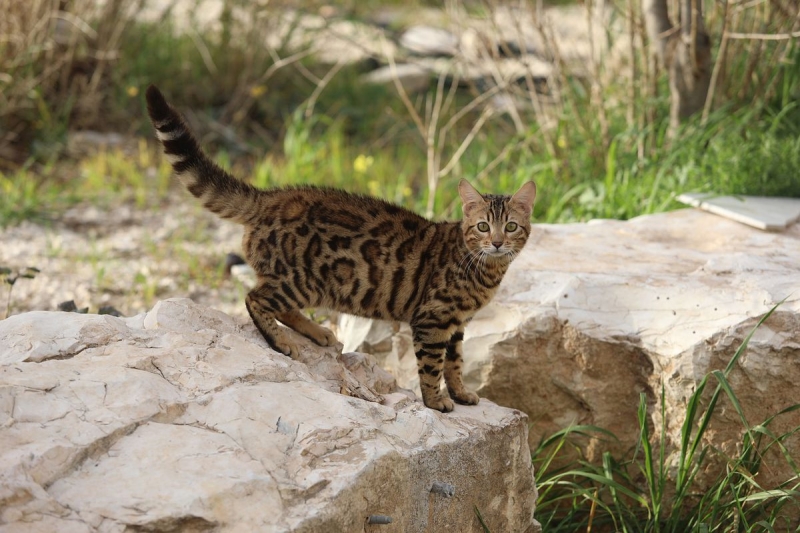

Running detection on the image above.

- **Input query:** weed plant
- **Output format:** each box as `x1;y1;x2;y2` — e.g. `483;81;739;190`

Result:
1;266;40;320
533;304;800;532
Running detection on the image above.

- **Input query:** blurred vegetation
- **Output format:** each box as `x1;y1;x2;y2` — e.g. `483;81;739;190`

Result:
1;0;799;228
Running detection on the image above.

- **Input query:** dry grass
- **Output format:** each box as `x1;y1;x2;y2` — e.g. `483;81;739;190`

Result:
0;0;315;167
0;0;798;228
0;0;136;166
3;0;797;165
467;0;800;176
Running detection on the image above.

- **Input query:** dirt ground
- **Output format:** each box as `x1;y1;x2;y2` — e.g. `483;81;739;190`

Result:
0;194;251;321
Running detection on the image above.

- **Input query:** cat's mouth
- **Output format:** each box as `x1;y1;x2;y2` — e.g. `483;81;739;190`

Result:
484;248;510;259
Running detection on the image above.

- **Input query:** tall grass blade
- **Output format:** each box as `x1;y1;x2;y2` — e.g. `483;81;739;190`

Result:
474;506;491;533
675;301;786;509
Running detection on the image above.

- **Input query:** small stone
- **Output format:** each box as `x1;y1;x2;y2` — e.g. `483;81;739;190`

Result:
57;300;78;312
230;264;256;288
399;25;459;57
361;64;431;94
223;252;246;276
98;306;123;317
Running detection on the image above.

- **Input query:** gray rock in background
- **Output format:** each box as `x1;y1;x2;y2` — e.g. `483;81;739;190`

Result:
400;25;459;57
361;63;432;94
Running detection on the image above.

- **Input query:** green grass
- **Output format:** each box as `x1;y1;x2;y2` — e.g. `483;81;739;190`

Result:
0;146;174;226
209;95;800;224
0;165;58;226
4;93;800;228
523;102;800;223
3;0;799;227
533;303;800;532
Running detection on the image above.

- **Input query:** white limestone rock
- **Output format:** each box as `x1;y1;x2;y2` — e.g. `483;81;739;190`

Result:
400;25;459;57
361;63;433;95
0;298;538;532
340;209;800;487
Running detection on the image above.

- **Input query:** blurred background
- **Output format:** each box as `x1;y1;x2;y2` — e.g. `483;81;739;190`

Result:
1;0;799;316
4;0;800;216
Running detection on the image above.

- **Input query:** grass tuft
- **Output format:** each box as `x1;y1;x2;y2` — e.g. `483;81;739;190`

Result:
533;302;800;531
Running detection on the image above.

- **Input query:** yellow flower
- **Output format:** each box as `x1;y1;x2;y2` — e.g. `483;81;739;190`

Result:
354;154;374;174
126;86;139;97
368;180;380;196
250;85;267;98
557;135;567;149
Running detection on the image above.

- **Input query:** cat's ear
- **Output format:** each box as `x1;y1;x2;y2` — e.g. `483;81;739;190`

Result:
459;179;485;216
511;181;537;218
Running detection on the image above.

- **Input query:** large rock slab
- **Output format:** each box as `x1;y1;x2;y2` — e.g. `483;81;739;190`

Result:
0;299;538;532
342;209;800;486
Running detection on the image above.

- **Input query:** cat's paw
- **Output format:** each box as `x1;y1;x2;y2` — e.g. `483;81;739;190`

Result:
296;321;338;348
313;327;339;348
270;332;300;359
425;394;455;413
451;389;480;405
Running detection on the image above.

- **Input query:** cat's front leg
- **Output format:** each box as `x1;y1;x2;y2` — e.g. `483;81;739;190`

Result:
444;327;480;405
410;321;455;412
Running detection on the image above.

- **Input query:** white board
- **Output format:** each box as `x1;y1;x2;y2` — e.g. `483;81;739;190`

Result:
677;193;800;231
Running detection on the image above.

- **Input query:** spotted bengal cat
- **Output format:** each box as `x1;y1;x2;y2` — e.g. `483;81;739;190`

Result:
145;85;536;412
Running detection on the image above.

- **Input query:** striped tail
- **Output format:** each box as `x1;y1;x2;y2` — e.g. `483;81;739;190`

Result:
145;85;261;225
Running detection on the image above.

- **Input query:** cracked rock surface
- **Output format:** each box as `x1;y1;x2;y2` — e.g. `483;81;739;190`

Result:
0;298;537;532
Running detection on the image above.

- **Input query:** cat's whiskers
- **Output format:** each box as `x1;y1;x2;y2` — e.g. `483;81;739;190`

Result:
470;249;488;281
458;249;482;280
457;249;475;276
465;251;478;279
467;252;482;280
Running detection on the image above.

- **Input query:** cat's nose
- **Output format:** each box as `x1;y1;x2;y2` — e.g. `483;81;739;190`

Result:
491;241;503;250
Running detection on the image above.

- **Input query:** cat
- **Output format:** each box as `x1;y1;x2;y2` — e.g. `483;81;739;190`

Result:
145;85;536;412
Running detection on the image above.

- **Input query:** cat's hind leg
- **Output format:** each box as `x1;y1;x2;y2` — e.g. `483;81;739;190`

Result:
277;310;339;348
444;328;480;405
246;281;300;358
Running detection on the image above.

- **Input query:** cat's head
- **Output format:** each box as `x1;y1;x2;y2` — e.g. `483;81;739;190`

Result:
459;179;537;261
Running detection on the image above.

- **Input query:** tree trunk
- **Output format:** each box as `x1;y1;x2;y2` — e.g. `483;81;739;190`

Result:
643;0;673;61
643;0;713;132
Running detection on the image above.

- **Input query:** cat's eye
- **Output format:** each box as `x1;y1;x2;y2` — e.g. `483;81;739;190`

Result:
505;222;518;232
477;222;490;232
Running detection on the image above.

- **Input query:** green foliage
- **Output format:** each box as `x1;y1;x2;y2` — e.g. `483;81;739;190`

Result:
0;146;173;227
0;165;59;226
4;1;799;228
512;101;800;224
534;303;800;531
247;110;426;211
